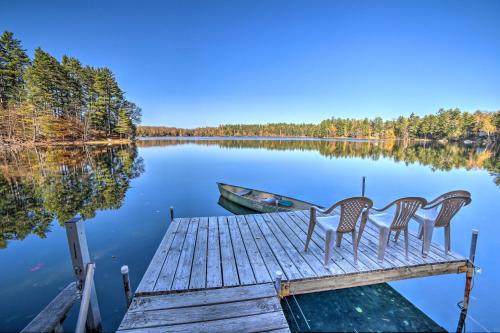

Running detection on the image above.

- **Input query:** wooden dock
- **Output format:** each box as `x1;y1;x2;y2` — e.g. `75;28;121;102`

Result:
118;210;469;332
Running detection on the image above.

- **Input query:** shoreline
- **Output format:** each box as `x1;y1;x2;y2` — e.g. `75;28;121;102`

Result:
0;136;490;148
0;138;133;148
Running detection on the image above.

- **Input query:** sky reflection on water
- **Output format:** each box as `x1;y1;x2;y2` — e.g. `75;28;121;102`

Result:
0;139;498;332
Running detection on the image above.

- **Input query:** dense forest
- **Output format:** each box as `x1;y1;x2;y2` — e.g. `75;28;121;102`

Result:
138;108;499;142
0;31;141;143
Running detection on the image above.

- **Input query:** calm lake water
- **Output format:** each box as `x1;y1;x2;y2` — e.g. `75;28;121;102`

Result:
0;138;498;332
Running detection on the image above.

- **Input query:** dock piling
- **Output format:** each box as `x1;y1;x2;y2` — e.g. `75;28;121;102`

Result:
361;176;366;197
121;265;133;307
456;229;479;333
274;270;283;296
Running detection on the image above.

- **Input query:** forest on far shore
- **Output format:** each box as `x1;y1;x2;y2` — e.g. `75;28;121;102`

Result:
2;30;499;144
0;31;141;144
138;108;499;142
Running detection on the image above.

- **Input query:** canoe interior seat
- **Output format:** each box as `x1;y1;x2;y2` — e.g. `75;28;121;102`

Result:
261;197;278;204
236;189;252;196
260;197;294;207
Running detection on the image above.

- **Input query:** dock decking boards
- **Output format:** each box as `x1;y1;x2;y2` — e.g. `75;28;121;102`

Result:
135;210;467;296
118;283;290;332
123;210;468;332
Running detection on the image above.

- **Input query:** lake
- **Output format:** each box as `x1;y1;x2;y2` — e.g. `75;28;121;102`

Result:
0;138;498;332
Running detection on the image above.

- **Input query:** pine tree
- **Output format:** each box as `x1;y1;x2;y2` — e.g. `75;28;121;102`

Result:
0;31;30;108
92;68;123;135
115;108;132;138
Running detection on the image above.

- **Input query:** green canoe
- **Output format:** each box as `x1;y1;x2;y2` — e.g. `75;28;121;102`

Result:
217;182;321;213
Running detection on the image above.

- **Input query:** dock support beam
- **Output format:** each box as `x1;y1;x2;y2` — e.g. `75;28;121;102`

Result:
170;206;174;222
65;218;102;333
456;229;478;333
121;265;133;307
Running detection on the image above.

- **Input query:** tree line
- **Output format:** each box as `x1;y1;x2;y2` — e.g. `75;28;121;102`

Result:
0;31;141;143
138;108;499;142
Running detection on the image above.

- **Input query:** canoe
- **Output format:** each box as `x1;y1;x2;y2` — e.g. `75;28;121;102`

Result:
217;182;321;213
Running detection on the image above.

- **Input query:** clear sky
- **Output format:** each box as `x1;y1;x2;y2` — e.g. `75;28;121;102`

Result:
2;0;499;127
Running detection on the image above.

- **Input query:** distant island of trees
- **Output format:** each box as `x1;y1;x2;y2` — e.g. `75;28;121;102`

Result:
0;31;141;144
138;108;499;142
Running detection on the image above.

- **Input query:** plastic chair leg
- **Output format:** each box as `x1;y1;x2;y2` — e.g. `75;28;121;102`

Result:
351;230;358;264
404;227;409;260
444;225;451;254
324;229;334;266
417;223;424;239
422;220;434;257
378;227;389;262
335;232;342;247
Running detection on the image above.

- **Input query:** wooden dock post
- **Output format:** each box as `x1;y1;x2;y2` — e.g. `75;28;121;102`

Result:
274;270;283;296
456;229;478;333
170;206;174;222
65;218;102;332
121;265;133;307
361;176;366;197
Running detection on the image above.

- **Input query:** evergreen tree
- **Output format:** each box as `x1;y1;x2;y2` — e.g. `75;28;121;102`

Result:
0;31;30;107
92;68;123;135
115;107;132;138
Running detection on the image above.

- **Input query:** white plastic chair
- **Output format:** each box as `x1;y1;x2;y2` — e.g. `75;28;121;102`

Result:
304;197;373;267
411;190;471;256
366;197;427;262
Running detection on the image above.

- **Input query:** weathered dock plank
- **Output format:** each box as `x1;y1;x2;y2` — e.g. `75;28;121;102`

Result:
118;283;290;333
189;217;208;289
227;215;256;285
235;215;273;283
243;214;288;281
136;219;181;294
218;216;240;286
21;282;78;333
206;216;222;288
171;218;199;291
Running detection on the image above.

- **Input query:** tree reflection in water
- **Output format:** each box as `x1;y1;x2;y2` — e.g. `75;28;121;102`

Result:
0;144;144;248
139;138;499;184
1;138;497;248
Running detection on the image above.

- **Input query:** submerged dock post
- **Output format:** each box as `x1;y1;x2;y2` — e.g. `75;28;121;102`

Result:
456;229;478;333
170;206;174;222
65;218;102;332
121;265;133;307
361;176;366;197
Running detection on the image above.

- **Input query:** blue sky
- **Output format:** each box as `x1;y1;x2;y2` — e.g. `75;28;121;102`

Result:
2;0;499;127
